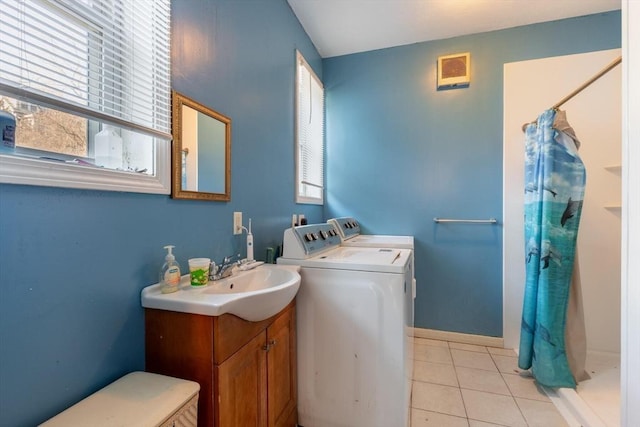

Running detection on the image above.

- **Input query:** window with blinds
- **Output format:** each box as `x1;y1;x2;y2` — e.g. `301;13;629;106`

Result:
295;50;324;204
0;0;171;194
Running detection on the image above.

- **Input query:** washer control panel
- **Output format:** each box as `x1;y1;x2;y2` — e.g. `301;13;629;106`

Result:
282;223;342;258
328;217;361;240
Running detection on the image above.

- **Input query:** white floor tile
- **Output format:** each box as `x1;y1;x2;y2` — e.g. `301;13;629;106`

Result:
516;397;569;427
449;342;488;353
502;373;550;401
468;421;505;427
491;354;526;374
411;408;469;427
455;366;510;395
451;349;498;372
487;347;518;357
415;343;453;364
412;381;467;418
409;340;574;427
414;360;459;386
461;389;527;427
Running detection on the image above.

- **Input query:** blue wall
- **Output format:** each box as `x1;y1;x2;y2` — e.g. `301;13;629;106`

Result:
323;12;621;336
0;1;321;425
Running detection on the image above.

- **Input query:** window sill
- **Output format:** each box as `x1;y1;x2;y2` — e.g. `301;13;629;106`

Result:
296;195;324;205
0;150;170;195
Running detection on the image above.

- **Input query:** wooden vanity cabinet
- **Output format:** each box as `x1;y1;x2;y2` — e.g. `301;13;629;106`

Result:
145;301;297;427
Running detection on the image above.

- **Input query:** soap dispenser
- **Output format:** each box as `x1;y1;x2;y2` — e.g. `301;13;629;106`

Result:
160;245;181;293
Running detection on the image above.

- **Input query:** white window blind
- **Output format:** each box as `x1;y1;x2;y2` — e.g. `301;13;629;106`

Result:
0;0;171;194
295;50;324;204
0;0;171;139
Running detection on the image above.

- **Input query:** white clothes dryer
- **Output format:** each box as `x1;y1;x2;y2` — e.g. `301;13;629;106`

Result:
328;216;417;304
328;216;414;250
278;223;412;427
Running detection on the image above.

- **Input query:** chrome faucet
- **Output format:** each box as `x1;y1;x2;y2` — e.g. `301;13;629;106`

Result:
209;253;241;281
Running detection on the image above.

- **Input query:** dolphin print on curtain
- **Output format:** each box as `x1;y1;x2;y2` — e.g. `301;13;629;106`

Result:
518;108;585;388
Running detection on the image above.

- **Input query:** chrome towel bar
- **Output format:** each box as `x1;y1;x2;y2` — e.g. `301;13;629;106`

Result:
433;217;498;224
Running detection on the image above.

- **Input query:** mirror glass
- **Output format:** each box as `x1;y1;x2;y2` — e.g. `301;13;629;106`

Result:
171;91;231;201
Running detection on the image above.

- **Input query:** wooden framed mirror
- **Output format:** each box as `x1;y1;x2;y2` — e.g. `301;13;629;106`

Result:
171;91;231;201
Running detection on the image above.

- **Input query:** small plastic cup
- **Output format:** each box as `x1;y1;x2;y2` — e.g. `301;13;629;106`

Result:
188;258;211;287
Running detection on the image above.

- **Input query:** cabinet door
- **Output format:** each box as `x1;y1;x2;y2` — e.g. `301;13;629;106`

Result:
267;306;297;427
216;331;267;427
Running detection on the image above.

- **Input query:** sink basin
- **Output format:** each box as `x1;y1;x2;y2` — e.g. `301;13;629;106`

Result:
141;264;301;321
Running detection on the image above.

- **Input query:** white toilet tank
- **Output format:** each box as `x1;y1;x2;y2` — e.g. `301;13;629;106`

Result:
40;371;200;427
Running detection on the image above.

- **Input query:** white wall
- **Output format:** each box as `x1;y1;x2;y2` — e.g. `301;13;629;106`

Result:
621;2;640;425
503;49;622;353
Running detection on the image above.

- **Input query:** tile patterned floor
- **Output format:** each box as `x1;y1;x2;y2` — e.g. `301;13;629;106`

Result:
412;338;569;427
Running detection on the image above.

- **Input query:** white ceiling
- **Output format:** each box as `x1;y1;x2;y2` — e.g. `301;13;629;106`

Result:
287;0;621;58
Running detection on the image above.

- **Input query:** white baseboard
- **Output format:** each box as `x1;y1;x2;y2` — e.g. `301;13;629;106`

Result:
413;327;504;348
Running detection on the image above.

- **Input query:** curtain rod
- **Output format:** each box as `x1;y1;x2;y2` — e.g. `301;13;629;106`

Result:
521;55;622;131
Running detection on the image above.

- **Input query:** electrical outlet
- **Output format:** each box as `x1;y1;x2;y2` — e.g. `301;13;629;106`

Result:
233;212;243;235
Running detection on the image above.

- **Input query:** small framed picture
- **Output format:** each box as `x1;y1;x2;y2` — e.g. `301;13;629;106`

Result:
437;52;470;89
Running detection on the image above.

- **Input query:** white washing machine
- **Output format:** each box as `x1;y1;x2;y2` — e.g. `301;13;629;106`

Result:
278;223;413;427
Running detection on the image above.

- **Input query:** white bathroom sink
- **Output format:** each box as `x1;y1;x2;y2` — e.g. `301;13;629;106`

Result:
141;264;301;321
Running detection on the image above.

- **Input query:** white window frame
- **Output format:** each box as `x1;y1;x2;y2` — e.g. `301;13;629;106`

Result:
0;0;171;194
295;50;325;205
0;146;170;193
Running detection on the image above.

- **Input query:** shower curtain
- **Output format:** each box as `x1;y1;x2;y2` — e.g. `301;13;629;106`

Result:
518;109;586;388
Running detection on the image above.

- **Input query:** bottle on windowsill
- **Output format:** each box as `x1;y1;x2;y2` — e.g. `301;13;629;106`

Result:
0;110;16;154
94;124;123;169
